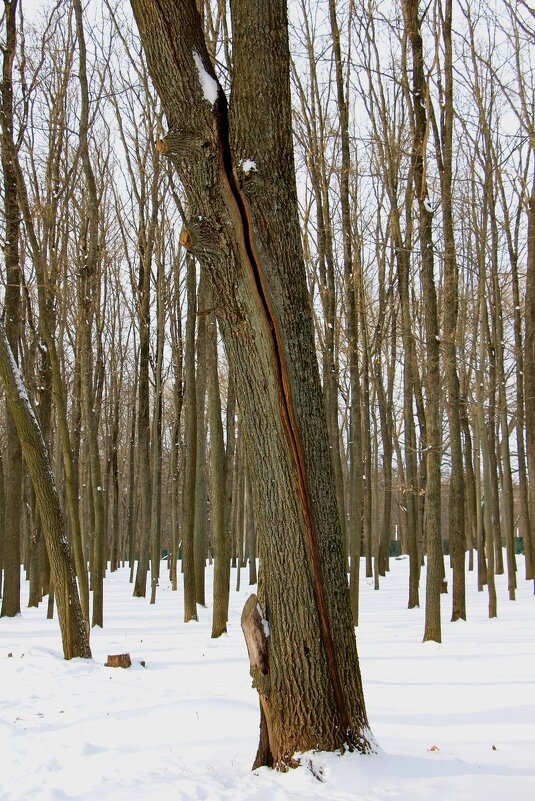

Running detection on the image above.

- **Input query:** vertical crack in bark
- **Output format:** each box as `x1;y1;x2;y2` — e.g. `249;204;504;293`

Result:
214;92;351;742
139;0;352;747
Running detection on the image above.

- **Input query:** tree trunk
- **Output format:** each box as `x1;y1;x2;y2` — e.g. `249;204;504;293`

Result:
403;0;443;643
510;219;532;579
0;0;23;619
182;253;198;622
0;450;4;598
207;306;230;637
235;440;245;593
524;174;535;586
149;253;164;605
132;173;157;599
73;0;105;627
170;258;184;591
245;468;257;585
127;348;139;583
130;0;374;767
0;322;91;659
194;273;208;606
435;0;466;621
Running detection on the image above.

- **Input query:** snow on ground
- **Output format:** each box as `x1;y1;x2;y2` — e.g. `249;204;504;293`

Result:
1;555;534;801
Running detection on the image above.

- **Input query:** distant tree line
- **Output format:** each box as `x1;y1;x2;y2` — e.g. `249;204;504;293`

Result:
0;0;533;654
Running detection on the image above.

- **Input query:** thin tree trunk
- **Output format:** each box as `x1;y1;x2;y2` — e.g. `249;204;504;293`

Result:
235;439;245;593
73;0;105;627
0;322;91;658
170;279;184;591
524;174;535;588
403;0;443;643
246;468;257;585
150;251;165;604
434;0;466;621
132;180;157;599
208;306;230;637
127;348;139;583
477;304;497;617
0;0;22;619
0;450;4;598
194;273;208;606
182;253;198;622
511;228;532;579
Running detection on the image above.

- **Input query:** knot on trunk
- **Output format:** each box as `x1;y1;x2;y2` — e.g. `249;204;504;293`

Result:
180;218;222;257
234;161;261;199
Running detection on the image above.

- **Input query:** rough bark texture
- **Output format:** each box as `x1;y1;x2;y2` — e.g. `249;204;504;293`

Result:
525;176;535;582
437;0;466;621
507;190;531;580
194;273;208;606
0;451;4;597
149;247;164;604
182;253;198;623
132;170;155;599
129;0;373;768
0;0;22;619
208;306;230;638
73;0;105;627
403;0;443;642
9;132;90;623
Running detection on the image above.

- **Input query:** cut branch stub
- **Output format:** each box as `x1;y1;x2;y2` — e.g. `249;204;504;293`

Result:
180;227;195;250
234;163;262;198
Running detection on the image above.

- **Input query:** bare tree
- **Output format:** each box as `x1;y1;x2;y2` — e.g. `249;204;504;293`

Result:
0;319;91;658
0;0;23;618
129;0;374;767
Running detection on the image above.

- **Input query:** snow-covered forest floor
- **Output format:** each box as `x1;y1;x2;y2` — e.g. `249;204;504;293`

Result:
1;555;534;801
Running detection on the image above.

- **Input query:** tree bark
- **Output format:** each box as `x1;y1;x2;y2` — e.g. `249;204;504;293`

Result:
0;0;22;619
434;0;466;621
207;305;230;637
194;273;208;606
0;450;4;598
129;0;373;767
132;162;158;599
524;174;535;585
0;323;91;659
403;0;443;643
182;253;198;622
169;268;184;591
150;247;165;604
73;0;105;627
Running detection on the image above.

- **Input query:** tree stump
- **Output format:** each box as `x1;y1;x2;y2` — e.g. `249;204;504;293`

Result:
105;653;131;668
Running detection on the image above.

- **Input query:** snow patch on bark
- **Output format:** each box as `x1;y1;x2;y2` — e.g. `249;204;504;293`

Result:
240;159;257;174
6;339;39;428
192;51;218;104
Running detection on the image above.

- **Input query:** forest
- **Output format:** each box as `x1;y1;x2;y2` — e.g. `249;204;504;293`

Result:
0;0;534;779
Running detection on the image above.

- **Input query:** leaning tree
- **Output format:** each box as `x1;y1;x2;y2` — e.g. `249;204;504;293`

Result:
129;0;374;769
0;0;90;661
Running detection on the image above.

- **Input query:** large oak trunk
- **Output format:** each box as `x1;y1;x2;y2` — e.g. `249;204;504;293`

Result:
129;0;373;768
